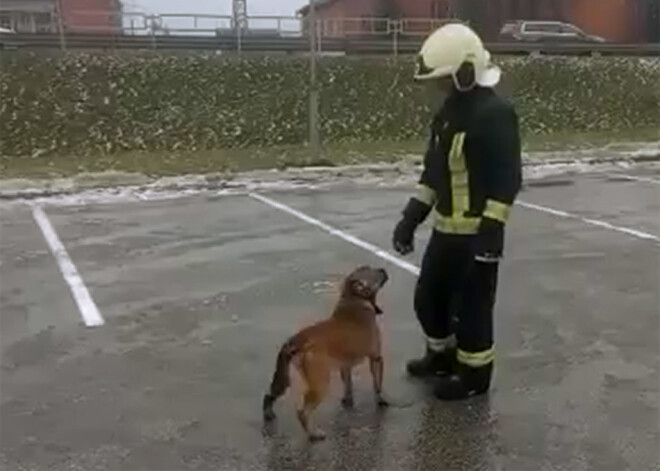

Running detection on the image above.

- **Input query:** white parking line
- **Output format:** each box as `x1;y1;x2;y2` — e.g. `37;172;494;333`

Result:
252;193;659;266
517;200;660;243
605;173;660;185
31;205;104;327
249;193;420;275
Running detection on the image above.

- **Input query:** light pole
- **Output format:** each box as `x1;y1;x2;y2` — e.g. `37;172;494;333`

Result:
308;0;320;158
233;0;247;54
55;0;67;51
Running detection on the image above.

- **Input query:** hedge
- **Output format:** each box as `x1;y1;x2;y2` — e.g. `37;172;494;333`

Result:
0;53;658;158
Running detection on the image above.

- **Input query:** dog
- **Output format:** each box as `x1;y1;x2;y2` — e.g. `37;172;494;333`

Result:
262;265;390;442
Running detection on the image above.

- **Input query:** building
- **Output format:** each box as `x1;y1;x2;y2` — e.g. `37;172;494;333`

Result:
297;0;459;37
298;0;660;43
60;0;123;33
0;0;57;33
0;0;122;34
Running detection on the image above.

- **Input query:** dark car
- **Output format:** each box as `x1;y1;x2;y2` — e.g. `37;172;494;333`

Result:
499;20;606;43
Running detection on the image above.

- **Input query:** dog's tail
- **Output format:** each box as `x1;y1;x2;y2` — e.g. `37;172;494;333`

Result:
262;337;300;421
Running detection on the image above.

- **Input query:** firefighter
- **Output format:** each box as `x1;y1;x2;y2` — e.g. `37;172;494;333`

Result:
392;23;522;400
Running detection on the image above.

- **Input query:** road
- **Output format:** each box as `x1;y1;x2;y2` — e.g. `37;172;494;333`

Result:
1;167;659;471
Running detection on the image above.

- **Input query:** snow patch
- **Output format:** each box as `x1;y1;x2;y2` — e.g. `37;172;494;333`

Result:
1;144;658;208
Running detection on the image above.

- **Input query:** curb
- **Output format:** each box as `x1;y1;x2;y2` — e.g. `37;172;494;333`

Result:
1;152;658;202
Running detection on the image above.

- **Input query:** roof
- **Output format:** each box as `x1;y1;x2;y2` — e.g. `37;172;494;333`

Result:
296;0;338;16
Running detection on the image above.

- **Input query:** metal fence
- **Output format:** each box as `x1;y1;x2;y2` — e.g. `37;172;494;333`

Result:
1;11;659;56
2;10;658;160
4;32;659;56
4;32;660;56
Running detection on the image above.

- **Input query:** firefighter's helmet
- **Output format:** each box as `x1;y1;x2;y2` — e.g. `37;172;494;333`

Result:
414;22;501;89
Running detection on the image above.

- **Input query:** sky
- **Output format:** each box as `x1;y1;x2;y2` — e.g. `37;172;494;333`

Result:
124;0;308;16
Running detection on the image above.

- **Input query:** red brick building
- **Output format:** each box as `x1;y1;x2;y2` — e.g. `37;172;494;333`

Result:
298;0;458;37
0;0;122;34
61;0;122;33
298;0;660;43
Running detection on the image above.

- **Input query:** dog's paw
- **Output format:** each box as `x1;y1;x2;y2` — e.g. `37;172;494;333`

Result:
263;408;276;422
376;395;390;409
309;429;327;442
341;396;355;409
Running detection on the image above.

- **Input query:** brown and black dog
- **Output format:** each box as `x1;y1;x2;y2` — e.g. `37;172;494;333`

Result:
262;265;390;441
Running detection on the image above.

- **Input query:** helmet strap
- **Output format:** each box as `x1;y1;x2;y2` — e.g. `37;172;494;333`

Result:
452;61;477;92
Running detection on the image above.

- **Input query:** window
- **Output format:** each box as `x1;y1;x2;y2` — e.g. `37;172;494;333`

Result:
523;22;562;34
34;12;53;33
0;12;11;30
18;12;32;30
560;23;581;35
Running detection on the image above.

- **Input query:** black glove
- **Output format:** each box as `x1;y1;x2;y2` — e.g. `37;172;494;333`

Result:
393;218;416;255
474;217;504;262
392;198;431;255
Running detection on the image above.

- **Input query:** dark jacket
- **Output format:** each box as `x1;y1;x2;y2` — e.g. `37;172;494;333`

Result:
412;86;522;235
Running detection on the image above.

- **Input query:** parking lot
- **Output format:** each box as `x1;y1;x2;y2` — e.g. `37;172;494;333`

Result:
1;166;659;471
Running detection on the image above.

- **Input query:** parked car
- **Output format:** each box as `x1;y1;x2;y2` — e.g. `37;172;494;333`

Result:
499;20;606;43
0;26;21;49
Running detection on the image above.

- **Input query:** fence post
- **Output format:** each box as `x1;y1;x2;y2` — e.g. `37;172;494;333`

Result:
390;20;401;57
148;15;157;49
393;29;398;56
308;2;320;159
237;24;242;54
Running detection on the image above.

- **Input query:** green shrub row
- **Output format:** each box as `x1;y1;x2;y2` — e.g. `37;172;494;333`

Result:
1;53;658;158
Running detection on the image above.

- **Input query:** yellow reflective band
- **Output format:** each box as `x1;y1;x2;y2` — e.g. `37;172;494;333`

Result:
483;199;511;223
427;334;456;352
415;184;436;206
457;347;495;367
448;132;469;216
433;211;481;235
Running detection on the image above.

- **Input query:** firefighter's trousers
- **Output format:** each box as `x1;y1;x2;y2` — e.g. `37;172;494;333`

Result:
414;229;499;368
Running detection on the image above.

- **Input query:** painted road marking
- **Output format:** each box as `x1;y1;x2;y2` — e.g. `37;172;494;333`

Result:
251;193;659;274
31;205;105;327
517;201;660;243
606;173;660;185
249;193;420;276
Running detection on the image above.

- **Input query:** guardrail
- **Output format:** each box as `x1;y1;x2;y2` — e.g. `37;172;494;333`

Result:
1;12;456;37
1;33;659;56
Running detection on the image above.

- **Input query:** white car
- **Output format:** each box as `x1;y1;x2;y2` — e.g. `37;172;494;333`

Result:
500;20;606;43
0;26;19;49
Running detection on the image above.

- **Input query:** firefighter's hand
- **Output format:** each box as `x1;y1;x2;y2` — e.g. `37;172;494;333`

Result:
393;218;415;255
475;217;504;262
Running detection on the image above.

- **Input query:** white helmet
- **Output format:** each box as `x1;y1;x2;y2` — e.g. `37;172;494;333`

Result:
414;22;501;89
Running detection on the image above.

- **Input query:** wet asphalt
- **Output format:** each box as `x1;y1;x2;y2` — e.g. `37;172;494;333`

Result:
1;169;659;471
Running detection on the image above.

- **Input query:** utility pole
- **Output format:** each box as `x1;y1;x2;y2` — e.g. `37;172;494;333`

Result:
232;0;247;29
308;0;320;158
233;0;247;54
55;0;67;51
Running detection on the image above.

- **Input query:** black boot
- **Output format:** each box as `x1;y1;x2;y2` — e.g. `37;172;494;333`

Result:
433;362;493;400
406;347;457;378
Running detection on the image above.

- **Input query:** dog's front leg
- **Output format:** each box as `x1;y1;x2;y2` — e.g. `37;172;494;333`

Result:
369;355;389;408
340;366;354;408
